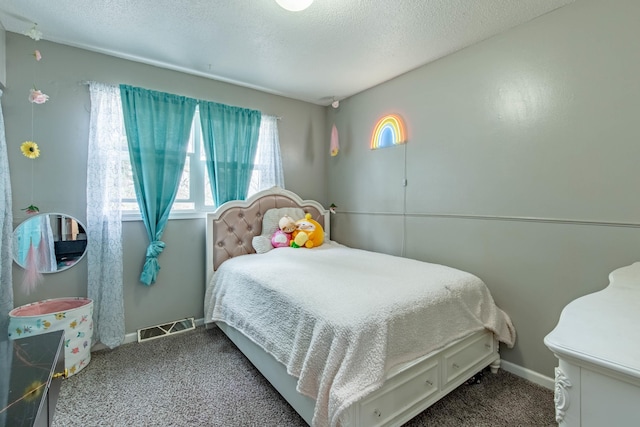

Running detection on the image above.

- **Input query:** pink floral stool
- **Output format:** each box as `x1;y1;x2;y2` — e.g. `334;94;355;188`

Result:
8;297;93;377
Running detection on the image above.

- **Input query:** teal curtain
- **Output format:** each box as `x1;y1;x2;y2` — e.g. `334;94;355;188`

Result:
199;102;262;205
120;85;197;285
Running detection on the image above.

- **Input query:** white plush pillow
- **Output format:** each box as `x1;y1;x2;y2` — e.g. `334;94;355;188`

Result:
251;236;274;255
252;207;306;254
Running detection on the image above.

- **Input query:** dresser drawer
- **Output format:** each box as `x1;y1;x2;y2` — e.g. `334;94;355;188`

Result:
443;331;494;386
359;360;439;426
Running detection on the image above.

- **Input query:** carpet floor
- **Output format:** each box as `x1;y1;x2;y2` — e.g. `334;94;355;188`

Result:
52;326;555;426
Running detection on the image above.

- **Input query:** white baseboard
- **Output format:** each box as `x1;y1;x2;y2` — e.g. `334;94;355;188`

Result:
500;359;554;390
93;320;555;391
92;317;205;351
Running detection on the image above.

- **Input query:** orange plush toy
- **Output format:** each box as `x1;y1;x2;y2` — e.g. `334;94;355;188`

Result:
291;213;324;248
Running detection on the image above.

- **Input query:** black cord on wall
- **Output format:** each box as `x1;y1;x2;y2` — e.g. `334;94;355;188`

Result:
401;142;408;257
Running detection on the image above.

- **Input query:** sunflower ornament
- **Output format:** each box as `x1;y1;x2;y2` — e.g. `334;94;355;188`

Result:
20;141;40;159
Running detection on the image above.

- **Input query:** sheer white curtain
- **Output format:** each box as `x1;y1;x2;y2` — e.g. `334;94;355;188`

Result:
248;115;285;196
38;215;57;272
87;82;125;349
0;89;13;342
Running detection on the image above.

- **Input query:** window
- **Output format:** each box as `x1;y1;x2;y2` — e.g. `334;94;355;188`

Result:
121;108;283;219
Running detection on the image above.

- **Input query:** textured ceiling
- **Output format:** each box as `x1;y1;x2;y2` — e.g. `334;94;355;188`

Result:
0;0;573;106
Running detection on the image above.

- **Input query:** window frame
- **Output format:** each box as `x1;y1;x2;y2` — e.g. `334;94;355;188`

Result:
121;109;277;221
121;108;212;221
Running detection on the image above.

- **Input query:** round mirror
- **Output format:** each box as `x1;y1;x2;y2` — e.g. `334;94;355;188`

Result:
13;213;88;273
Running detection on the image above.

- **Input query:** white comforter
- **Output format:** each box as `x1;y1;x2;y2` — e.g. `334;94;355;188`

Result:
205;241;515;427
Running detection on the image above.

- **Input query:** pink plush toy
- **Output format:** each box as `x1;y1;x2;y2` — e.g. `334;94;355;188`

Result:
271;215;296;248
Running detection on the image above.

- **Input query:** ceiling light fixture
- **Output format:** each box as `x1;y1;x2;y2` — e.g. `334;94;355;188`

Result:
276;0;313;12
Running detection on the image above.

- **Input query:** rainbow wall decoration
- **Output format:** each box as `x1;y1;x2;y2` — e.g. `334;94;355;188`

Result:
370;114;407;150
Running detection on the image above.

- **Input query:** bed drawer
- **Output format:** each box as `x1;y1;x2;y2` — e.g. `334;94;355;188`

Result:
443;331;494;386
358;360;439;426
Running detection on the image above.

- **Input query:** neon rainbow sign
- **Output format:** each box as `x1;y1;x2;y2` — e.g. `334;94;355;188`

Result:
370;114;407;150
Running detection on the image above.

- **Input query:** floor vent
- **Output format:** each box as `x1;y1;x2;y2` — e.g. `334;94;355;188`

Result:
137;317;196;343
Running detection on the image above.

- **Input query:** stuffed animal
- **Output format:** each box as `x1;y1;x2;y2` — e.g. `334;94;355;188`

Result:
271;215;296;248
279;215;297;233
290;213;324;248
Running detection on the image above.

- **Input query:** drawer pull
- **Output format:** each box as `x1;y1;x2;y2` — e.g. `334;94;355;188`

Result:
485;343;491;349
452;363;459;369
373;408;382;418
425;379;433;386
53;368;68;379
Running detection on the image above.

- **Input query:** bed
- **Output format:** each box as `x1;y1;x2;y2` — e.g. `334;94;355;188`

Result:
204;186;515;427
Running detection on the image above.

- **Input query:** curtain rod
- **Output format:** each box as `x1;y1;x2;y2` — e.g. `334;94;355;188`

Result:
79;81;281;119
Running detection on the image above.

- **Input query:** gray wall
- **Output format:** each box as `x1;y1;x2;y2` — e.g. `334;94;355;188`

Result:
4;33;327;334
0;23;5;87
327;0;640;378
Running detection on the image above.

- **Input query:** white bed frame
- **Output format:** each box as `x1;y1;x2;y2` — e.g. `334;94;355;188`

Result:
205;187;501;426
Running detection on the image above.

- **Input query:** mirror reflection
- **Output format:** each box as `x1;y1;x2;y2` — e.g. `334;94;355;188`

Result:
13;213;88;273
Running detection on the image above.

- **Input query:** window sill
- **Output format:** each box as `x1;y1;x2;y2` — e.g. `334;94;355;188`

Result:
121;211;211;222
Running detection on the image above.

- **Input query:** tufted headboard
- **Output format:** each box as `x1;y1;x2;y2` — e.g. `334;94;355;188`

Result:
205;186;330;283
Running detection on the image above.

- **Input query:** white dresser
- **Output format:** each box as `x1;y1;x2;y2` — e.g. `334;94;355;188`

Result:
544;262;640;426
